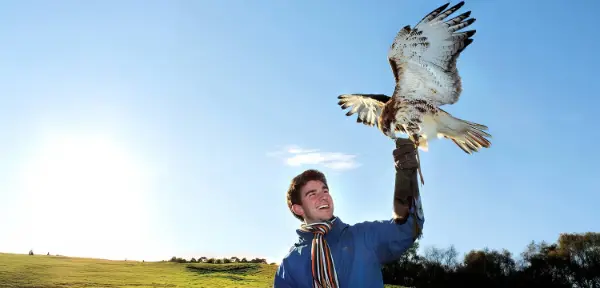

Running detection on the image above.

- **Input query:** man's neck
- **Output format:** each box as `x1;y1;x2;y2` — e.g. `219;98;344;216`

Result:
304;216;337;225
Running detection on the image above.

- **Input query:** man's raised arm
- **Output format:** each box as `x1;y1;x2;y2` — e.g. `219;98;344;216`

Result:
391;138;424;239
357;138;425;264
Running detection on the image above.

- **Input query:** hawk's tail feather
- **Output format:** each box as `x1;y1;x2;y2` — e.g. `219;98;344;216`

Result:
435;112;492;154
461;119;491;136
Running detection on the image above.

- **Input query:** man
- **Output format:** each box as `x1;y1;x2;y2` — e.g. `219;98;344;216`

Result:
273;138;425;288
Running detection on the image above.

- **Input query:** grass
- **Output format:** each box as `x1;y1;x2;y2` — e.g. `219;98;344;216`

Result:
0;253;405;287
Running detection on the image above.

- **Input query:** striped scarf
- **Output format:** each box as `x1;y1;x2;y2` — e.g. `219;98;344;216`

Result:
299;218;340;288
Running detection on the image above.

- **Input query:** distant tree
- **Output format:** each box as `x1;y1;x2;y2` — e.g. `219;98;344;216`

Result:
190;257;197;263
240;257;248;263
556;232;600;287
250;258;267;264
515;241;572;287
455;248;517;287
382;241;421;286
423;244;459;270
168;256;187;263
28;250;34;256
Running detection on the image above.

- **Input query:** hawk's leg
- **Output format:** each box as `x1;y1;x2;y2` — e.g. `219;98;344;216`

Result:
411;134;425;186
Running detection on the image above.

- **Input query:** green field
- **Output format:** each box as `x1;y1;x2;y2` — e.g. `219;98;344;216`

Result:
0;253;403;287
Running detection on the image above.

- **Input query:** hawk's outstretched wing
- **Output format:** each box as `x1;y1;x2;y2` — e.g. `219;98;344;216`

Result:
337;94;390;128
388;1;475;107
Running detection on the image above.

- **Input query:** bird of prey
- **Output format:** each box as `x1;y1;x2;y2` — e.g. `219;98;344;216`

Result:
337;1;491;184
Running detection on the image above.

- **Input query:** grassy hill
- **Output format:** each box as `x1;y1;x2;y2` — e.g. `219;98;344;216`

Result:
0;253;403;287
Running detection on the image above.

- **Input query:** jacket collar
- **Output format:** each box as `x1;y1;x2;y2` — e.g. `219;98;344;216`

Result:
295;216;349;245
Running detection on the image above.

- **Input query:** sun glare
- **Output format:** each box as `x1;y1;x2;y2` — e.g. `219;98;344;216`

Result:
16;131;156;260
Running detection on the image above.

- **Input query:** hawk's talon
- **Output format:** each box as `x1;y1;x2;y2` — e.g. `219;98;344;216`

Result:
411;134;425;186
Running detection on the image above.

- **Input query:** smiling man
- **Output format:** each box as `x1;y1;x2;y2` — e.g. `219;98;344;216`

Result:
273;138;424;288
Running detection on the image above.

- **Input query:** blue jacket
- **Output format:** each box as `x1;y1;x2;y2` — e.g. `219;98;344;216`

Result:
273;213;424;287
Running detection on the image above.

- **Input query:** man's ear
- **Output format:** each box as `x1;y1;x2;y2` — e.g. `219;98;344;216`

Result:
291;204;305;218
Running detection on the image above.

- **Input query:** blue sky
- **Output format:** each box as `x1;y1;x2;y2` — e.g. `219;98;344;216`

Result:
1;0;598;264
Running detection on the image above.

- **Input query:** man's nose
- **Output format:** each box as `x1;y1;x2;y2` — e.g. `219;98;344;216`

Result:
317;191;328;200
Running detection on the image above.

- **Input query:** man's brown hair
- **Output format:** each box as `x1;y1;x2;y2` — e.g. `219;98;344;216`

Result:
286;169;328;221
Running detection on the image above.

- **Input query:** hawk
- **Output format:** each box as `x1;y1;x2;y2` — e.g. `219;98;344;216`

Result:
337;1;491;184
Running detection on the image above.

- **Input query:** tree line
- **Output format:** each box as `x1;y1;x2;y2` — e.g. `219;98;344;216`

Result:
381;232;600;288
168;256;270;264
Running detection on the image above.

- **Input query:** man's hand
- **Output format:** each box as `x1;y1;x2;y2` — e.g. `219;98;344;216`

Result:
393;138;419;170
392;138;421;234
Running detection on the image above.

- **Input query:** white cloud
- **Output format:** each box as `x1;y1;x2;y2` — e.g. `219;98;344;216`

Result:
267;145;360;171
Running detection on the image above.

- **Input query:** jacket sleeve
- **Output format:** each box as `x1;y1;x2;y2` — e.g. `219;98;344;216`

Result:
273;258;295;288
358;138;425;264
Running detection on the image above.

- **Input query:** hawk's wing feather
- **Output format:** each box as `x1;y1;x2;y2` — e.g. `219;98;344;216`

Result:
388;1;475;107
337;94;390;128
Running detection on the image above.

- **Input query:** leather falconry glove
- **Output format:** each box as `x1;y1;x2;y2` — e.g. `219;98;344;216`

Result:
392;138;423;239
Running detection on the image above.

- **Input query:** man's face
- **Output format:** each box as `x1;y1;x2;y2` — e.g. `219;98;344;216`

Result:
292;180;334;224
